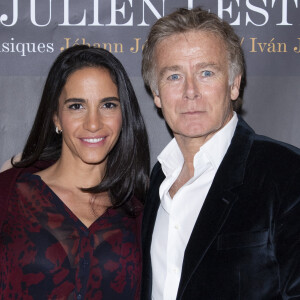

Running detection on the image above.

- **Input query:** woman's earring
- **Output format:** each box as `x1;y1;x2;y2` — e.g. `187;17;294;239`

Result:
55;127;62;134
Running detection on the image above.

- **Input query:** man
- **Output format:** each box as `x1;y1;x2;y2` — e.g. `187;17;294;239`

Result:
141;7;300;300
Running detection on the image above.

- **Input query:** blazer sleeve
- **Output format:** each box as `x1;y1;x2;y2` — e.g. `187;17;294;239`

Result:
275;167;300;298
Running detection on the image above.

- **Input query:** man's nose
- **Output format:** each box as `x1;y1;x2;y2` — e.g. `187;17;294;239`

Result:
184;75;200;100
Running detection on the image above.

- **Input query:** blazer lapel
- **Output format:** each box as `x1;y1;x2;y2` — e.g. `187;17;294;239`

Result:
177;117;255;299
142;163;166;248
141;163;165;299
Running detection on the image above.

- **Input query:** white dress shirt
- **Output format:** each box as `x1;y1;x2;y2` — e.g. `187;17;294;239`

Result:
151;113;238;300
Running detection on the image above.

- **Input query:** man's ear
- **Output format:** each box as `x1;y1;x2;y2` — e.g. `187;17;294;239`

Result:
152;89;162;108
231;75;242;101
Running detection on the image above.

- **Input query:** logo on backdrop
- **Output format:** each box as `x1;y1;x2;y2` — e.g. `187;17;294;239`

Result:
0;0;299;27
0;0;299;74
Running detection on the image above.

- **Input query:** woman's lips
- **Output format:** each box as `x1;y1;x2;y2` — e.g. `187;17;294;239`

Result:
81;137;105;143
80;136;107;145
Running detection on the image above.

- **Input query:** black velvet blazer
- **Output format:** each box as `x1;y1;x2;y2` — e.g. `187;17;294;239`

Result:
141;117;300;300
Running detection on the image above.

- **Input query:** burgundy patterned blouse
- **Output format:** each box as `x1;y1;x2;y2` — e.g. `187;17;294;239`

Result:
0;173;142;299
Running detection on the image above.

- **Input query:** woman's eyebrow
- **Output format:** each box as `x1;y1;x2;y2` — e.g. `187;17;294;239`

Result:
100;96;120;103
64;97;120;105
64;98;85;104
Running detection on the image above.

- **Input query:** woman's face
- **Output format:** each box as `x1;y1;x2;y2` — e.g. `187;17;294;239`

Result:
54;67;122;166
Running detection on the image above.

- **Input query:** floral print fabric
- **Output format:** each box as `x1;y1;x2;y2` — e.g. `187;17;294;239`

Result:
0;173;142;299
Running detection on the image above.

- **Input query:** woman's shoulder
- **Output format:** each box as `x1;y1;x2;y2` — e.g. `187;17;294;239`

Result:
0;161;51;181
0;161;54;199
0;167;23;230
0;161;54;229
0;153;22;172
0;167;22;190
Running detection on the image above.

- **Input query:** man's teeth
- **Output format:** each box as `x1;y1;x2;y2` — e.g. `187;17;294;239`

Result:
83;138;104;143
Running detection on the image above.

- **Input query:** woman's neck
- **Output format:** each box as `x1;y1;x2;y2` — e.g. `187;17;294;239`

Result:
37;155;106;192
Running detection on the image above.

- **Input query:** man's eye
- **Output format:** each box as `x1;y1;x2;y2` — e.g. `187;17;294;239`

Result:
168;74;180;81
202;70;213;77
103;102;117;109
69;103;83;110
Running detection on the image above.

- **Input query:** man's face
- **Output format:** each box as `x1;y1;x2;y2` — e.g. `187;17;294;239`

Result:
153;30;241;147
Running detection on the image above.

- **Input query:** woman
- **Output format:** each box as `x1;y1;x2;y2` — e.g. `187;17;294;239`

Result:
0;45;150;299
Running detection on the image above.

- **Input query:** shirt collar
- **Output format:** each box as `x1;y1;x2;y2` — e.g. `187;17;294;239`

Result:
158;112;238;177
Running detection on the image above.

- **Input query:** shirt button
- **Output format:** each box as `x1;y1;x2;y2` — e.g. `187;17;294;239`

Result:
174;224;179;230
77;294;82;300
173;267;179;274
